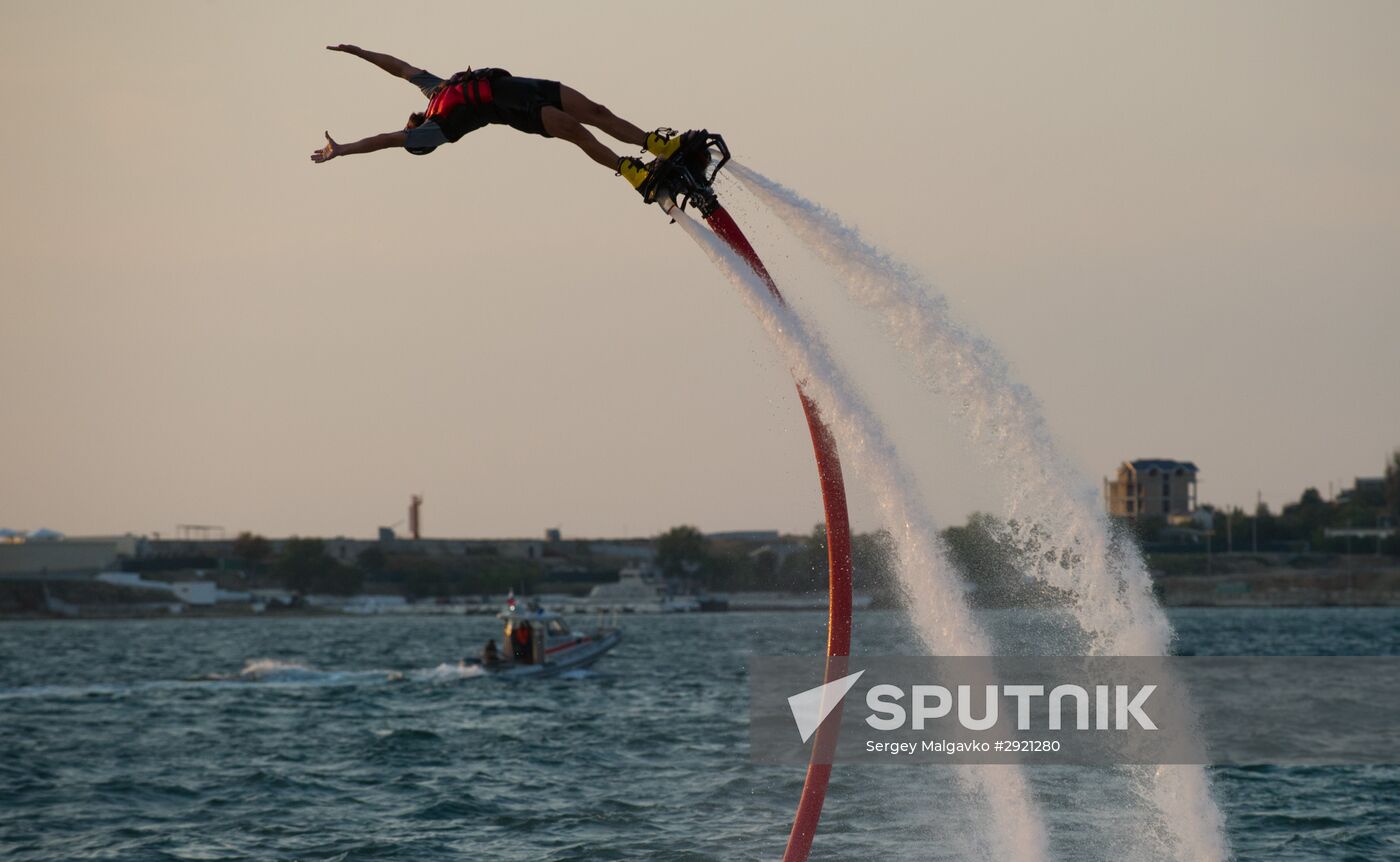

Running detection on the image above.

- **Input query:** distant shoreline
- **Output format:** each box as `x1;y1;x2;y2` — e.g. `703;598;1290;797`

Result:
6;562;1397;621
1155;567;1400;607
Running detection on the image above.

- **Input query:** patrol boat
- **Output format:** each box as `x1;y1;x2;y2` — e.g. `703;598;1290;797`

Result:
466;596;622;678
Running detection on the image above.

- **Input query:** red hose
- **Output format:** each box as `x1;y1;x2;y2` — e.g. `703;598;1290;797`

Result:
705;206;854;862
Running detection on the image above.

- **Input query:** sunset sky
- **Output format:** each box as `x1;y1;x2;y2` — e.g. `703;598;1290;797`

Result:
2;1;1397;540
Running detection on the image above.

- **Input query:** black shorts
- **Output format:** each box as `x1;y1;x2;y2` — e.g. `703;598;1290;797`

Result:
491;77;563;137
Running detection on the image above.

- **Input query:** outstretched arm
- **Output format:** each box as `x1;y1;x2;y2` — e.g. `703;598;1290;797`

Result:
326;44;423;80
310;130;409;163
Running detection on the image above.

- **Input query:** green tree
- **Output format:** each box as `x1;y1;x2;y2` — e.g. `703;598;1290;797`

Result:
274;537;364;596
1130;515;1167;545
1281;487;1331;543
805;523;829;567
943;513;1018;601
751;546;777;582
1386;449;1400;524
402;569;451;600
655;525;712;579
356;545;387;574
851;529;899;606
232;532;272;573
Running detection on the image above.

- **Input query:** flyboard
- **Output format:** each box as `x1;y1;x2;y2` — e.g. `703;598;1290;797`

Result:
637;133;854;862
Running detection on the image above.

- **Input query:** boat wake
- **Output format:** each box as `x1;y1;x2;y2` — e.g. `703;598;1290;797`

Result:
414;662;488;683
0;659;493;700
222;657;505;685
224;657;407;685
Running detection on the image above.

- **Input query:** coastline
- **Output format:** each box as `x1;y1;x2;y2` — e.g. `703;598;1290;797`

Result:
4;574;1398;621
1155;567;1400;607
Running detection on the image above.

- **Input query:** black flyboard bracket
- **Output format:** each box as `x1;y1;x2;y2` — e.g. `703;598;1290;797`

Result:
638;131;730;217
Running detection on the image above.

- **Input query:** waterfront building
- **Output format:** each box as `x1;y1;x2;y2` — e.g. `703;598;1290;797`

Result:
1104;459;1199;521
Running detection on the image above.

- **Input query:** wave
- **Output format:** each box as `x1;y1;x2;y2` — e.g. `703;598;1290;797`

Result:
0;658;490;700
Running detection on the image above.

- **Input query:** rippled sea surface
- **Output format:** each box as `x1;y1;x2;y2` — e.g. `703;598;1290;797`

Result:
2;608;1397;861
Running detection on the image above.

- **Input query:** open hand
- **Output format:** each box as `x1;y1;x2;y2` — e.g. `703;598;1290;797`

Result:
310;131;339;163
326;44;361;55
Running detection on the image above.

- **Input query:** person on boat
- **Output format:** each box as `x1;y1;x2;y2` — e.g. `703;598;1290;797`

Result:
511;621;533;664
481;638;501;667
309;44;686;196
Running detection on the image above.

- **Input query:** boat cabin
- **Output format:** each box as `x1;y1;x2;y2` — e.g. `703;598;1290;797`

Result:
499;608;575;665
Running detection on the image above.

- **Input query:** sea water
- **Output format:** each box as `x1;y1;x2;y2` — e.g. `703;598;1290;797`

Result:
1;609;1396;861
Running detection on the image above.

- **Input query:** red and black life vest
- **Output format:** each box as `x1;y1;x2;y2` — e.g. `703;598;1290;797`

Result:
425;68;511;142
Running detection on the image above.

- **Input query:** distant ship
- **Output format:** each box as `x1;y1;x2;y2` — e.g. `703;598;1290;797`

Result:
586;563;700;613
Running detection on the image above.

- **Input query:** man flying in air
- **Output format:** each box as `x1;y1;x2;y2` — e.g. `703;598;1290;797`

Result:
309;45;681;195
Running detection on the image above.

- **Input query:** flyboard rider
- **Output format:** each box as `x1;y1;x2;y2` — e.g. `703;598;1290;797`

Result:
309;44;686;195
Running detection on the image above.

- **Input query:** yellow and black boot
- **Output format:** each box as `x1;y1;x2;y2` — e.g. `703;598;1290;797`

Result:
617;156;652;197
644;128;684;161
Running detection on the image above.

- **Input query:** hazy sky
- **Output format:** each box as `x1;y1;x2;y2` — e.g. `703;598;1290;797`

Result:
2;2;1397;540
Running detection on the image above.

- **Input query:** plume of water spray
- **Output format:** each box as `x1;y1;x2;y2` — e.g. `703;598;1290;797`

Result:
669;208;1050;862
729;162;1170;654
727;164;1228;860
